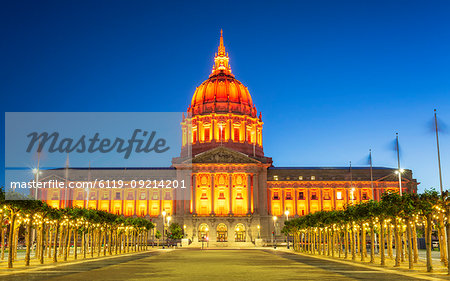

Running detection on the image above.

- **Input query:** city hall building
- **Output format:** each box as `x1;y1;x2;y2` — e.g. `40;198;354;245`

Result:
38;32;418;246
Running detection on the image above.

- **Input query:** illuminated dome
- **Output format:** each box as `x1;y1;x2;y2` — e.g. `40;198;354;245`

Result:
180;30;265;159
188;30;257;118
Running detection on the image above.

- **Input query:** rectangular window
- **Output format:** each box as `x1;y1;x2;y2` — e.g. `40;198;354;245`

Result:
362;192;369;200
273;175;278;181
324;191;331;200
298;192;304;200
219;125;225;140
218;192;225;199
201;192;207;199
286;192;292;200
247;129;251;142
140;192;146;200
204;128;210;142
311;176;316;180
298;176;303;180
193;130;197;143
336;191;343;200
273;192;279;200
103;193;109;200
115;192;121;200
234;128;240;142
311;192;317;200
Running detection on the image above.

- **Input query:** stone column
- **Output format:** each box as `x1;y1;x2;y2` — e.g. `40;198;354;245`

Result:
211;174;215;215
247;174;252;215
306;189;311;214
134;189;137;216
192;174;197;215
159;189;163;215
228;173;233;215
294;187;298;216
252;173;258;214
320;188;323;212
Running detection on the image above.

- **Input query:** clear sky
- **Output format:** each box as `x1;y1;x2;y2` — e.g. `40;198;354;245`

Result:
1;0;449;193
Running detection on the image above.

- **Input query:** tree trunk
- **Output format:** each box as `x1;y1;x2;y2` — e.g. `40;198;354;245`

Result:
53;222;59;263
401;230;406;262
370;221;375;263
344;226;348;259
25;217;33;266
1;227;5;260
388;224;393;259
380;220;385;265
64;227;70;261
439;213;448;267
425;214;433;272
7;211;16;268
351;226;356;261
413;223;418;263
39;223;46;264
83;230;87;259
74;227;78;260
394;219;401;267
406;218;413;269
58;226;64;258
109;229;113;255
48;226;52;259
97;231;102;257
360;223;365;262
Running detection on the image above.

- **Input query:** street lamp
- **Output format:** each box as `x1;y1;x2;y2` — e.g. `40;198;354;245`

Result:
257;225;260;239
395;169;405;196
285;210;290;249
273;216;277;249
167;216;171;247
162;211;166;249
183;224;187;238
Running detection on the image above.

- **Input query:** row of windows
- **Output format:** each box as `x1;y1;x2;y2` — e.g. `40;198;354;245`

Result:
200;191;244;200
73;192;172;201
272;175;315;181
272;191;370;201
192;126;260;143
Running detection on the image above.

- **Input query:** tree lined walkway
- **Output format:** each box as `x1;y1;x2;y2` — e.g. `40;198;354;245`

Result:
284;191;450;274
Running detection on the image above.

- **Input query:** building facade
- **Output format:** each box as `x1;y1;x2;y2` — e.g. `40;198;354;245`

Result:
39;32;418;246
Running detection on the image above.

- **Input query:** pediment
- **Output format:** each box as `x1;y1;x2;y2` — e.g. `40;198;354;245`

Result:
191;146;261;164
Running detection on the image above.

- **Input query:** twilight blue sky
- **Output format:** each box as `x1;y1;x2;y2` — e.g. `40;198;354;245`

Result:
1;0;449;193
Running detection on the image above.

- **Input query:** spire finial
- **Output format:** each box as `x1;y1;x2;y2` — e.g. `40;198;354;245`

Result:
211;29;233;77
218;29;225;54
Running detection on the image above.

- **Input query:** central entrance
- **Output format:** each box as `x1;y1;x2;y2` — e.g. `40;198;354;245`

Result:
234;223;246;242
216;223;228;242
198;223;209;242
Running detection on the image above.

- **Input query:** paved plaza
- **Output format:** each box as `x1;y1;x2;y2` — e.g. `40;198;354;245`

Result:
1;248;445;281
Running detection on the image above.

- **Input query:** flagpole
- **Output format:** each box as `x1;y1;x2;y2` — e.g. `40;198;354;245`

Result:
434;109;444;197
65;153;69;208
369;149;374;200
350;161;354;204
396;133;402;196
86;160;91;208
